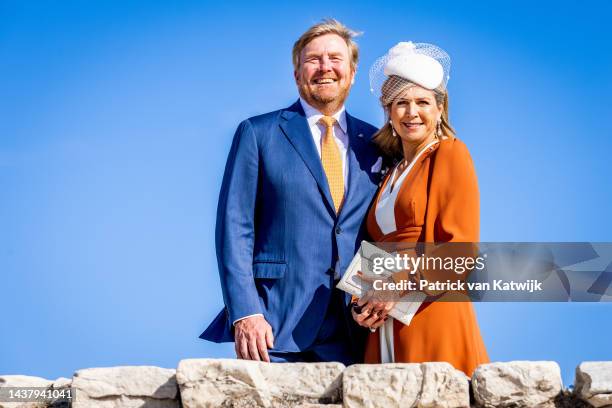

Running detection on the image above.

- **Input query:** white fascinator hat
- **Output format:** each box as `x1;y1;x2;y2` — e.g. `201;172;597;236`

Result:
369;41;451;98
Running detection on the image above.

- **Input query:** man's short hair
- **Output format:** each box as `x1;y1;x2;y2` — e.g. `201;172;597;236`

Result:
292;19;360;71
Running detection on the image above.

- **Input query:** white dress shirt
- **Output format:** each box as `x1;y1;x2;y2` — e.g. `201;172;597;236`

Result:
299;97;349;185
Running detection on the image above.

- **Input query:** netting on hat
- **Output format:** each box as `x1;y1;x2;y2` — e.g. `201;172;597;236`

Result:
369;42;451;103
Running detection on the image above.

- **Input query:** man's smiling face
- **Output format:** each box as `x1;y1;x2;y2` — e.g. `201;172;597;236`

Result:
295;33;355;115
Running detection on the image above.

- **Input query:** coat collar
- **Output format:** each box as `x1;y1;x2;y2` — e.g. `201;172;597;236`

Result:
299;97;348;134
280;101;335;216
338;110;369;221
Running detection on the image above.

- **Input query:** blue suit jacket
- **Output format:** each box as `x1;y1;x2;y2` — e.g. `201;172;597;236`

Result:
200;101;381;353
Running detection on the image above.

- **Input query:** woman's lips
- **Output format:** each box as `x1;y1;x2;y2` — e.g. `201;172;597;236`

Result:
401;122;423;130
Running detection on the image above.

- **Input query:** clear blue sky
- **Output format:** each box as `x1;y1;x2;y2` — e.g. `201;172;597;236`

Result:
1;0;611;387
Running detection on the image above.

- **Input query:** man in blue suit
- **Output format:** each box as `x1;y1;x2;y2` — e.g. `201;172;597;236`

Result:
200;19;382;364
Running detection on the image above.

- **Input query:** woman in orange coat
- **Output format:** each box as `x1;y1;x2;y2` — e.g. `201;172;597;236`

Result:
352;42;489;376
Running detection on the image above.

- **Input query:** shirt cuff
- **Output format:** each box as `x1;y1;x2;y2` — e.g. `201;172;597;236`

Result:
233;313;264;326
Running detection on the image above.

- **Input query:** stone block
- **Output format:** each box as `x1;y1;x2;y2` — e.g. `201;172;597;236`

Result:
342;362;469;408
176;358;344;408
472;361;563;407
575;361;612;408
71;366;178;408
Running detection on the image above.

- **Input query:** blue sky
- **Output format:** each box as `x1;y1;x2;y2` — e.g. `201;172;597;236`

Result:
1;0;611;386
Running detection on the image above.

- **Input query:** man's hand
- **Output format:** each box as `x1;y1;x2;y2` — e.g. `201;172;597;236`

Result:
234;315;274;362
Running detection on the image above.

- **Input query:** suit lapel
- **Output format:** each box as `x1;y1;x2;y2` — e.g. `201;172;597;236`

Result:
339;112;366;220
279;101;335;215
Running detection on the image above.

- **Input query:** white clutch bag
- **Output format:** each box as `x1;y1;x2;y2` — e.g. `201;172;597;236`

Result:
336;241;426;326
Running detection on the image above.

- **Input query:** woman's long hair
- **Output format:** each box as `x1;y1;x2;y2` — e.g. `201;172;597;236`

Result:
373;75;455;162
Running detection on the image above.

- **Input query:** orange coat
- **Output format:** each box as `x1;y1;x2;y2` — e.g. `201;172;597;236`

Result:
364;136;489;377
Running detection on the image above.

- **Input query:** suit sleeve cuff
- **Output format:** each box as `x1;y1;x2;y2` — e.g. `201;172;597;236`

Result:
233;313;264;326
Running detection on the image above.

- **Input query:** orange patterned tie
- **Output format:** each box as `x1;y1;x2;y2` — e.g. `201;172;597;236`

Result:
319;116;344;213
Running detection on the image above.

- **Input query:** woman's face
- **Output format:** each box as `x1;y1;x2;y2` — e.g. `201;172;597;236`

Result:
389;85;442;145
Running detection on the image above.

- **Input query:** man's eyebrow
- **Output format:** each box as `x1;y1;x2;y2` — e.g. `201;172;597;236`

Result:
303;51;344;58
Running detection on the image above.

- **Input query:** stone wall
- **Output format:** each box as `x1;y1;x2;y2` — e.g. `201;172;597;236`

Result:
1;360;611;408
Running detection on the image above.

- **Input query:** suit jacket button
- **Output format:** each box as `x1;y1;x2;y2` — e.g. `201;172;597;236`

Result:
335;226;342;235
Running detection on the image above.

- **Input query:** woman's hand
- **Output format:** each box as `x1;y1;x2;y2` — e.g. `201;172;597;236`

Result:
351;289;396;330
351;270;406;330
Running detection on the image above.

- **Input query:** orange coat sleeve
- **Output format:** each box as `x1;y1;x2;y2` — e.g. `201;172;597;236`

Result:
432;138;480;243
419;139;480;295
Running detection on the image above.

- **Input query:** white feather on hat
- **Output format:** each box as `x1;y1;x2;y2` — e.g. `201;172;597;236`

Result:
382;41;444;90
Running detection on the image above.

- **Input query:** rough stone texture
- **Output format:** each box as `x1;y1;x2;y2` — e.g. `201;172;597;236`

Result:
0;376;53;389
575;362;612;407
294;405;342;408
176;358;344;408
472;361;563;408
342;362;469;408
71;366;179;408
49;378;71;390
553;389;595;408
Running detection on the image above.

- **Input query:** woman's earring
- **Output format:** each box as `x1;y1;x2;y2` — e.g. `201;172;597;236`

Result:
389;120;397;137
436;119;442;138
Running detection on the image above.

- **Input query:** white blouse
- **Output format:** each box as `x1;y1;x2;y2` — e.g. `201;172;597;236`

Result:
375;140;439;235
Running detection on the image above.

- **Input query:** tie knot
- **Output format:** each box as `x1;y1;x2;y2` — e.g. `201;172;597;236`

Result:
319;115;336;130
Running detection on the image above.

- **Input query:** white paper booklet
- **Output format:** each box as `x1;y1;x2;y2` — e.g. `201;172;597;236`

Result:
336;241;426;326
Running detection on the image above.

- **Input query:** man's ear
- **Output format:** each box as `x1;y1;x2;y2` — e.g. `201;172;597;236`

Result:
350;66;357;85
294;69;299;84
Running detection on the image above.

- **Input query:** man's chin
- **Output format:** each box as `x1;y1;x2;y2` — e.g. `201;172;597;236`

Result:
311;91;345;105
313;95;338;104
300;87;351;110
